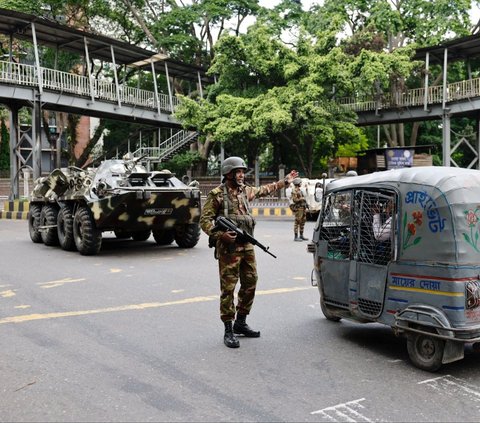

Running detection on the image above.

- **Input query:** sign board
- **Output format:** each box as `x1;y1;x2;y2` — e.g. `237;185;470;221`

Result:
385;149;414;169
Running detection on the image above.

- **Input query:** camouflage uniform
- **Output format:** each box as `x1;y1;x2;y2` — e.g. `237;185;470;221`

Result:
200;181;286;322
292;185;307;239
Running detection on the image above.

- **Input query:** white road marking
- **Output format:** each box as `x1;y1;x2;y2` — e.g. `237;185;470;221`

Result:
311;398;372;422
419;375;480;402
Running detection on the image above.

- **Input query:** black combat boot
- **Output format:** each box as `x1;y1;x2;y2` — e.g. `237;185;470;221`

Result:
300;233;309;241
233;314;260;338
224;321;240;348
294;233;301;242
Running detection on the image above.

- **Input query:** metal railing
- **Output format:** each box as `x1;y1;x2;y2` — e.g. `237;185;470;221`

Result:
0;60;180;112
4;59;480;116
133;130;198;162
337;76;480;112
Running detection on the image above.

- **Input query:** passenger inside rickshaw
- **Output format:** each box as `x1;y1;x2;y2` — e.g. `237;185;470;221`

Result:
320;190;396;265
371;198;394;265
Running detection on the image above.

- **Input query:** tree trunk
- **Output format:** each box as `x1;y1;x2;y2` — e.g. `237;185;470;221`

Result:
75;119;106;168
189;133;214;176
398;123;405;147
280;133;308;176
410;122;421;146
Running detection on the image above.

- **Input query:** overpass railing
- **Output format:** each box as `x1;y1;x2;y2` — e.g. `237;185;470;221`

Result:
0;60;179;112
337;77;480;112
4;59;480;115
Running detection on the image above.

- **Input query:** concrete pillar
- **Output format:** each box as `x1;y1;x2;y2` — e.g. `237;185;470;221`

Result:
22;168;30;198
279;164;286;199
442;112;451;167
8;106;19;199
32;96;42;179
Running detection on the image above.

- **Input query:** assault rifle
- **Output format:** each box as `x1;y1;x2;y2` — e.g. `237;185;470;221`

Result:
213;216;277;258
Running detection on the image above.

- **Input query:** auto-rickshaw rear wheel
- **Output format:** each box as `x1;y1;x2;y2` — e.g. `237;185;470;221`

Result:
320;297;342;322
407;332;444;372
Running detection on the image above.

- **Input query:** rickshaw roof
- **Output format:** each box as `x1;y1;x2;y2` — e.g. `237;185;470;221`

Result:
325;166;480;264
327;166;480;197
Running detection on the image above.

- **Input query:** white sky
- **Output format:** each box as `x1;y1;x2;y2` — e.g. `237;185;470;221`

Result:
260;0;479;21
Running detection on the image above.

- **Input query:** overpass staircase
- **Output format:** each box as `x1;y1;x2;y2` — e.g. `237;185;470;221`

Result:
133;130;198;166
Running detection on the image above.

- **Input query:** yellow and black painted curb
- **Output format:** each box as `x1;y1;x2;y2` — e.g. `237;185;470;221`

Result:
251;207;293;218
0;200;30;220
0;201;293;220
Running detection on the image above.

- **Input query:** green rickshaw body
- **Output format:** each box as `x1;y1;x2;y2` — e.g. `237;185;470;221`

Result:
310;166;480;371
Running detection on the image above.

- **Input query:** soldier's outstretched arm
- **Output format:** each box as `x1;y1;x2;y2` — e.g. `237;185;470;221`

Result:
246;169;299;201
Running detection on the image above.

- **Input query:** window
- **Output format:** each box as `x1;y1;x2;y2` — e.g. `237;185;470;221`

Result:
320;191;353;260
320;189;396;264
352;190;396;265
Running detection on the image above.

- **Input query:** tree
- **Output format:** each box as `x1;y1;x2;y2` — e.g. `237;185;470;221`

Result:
175;23;366;177
0;115;9;174
304;0;475;149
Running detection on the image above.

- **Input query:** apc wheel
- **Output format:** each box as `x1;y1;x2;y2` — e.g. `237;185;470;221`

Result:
57;206;76;251
152;229;175;245
28;204;42;243
40;205;59;246
175;223;200;248
132;230;151;241
407;332;444;372
320;297;342;322
73;206;102;256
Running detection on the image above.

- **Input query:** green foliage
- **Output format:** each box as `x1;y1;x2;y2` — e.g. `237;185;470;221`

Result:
0;0;41;14
177;20;366;177
0;117;9;172
102;120;152;158
160;151;202;177
1;0;477;174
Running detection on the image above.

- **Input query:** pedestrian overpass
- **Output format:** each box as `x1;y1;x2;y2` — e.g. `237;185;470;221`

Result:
0;7;212;198
338;33;480;170
3;8;480;200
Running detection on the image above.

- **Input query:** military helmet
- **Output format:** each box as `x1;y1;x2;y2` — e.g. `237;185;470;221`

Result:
221;156;247;175
293;178;302;185
346;170;358;177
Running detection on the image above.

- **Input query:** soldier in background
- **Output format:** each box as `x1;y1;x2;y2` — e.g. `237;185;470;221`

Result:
200;157;298;348
291;178;308;242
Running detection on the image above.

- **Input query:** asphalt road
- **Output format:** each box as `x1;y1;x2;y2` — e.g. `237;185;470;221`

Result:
2;218;480;422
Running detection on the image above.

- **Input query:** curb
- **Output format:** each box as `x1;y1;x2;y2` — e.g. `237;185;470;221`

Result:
251;207;293;218
0;201;293;220
0;200;29;220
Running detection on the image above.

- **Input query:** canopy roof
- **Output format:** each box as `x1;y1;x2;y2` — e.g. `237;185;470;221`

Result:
0;7;213;84
415;33;480;64
327;166;480;198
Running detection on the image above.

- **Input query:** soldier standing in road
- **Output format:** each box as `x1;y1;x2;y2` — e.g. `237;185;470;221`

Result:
200;157;298;348
291;178;308;242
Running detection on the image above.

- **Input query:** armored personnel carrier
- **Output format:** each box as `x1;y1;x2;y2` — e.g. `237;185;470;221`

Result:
28;154;202;255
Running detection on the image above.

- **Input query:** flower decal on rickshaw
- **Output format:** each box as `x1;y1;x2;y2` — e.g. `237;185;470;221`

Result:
462;206;480;252
402;210;423;250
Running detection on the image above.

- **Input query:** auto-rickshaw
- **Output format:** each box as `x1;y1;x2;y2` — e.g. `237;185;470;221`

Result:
308;167;480;371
